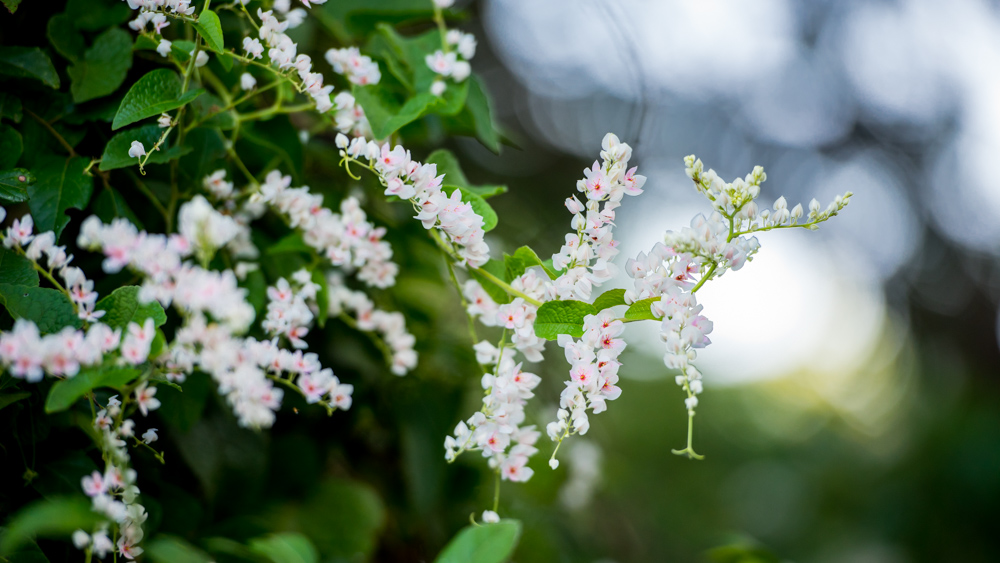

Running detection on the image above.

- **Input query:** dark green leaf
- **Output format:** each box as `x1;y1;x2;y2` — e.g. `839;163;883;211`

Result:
353;84;439;140
0;168;33;203
593;288;627;311
1;0;22;14
0;247;39;286
145;535;213;563
93;187;143;228
47;13;85;63
113;68;204;130
434;520;522;563
0;285;81;334
192;9;225;54
623;296;661;321
180;127;228;182
95;285;168;330
239;117;303;179
465;76;501;153
0;123;23;168
0;391;31;412
470;259;510;304
45;366;142;413
100;124;192;171
248;533;318;563
28;155;93;239
425;149;507;199
67;27;133;103
0;497;102;555
534;300;597;340
285;478;386;560
266;232;313;256
442;185;498;231
0;47;59;88
66;0;131;31
0;92;22;122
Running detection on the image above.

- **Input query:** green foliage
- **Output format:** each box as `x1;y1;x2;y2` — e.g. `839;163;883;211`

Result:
0;247;40;286
504;246;558;281
0;497;102;555
434;521;522;563
27;155;93;238
0;391;31;412
0;285;82;334
113;69;205;130
44;366;143;413
92;186;143;227
66;27;133;103
100;124;192;170
624;296;661;321
46;13;85;63
193;10;225;54
0;122;23;168
0;46;59;88
145;535;214;563
0;168;33;203
249;533;319;563
95;286;168;330
425;149;507;199
353;84;439;140
533;300;598;340
470;259;511;304
593;288;627;311
0;92;23;122
267;232;313;256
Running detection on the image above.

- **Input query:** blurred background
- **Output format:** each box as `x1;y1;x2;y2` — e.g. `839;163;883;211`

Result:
445;0;1000;560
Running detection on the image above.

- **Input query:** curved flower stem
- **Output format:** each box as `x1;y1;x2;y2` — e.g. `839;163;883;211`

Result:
492;468;501;512
670;411;704;460
471;267;543;307
266;374;336;416
690;262;717;294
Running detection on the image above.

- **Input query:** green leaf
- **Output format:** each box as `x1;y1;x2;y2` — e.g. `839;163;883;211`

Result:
469;259;510;305
192;9;225;54
0;92;22;122
67;27;133;103
504;246;557;281
66;0;131;31
312;269;329;328
27;155;93;239
100;124;192;171
533;300;597;340
285;477;386;560
0;122;23;169
44;366;142;414
352;84;439;140
442;185;498;232
0;391;31;412
465;76;501;153
0;169;33;203
425;149;506;199
113;69;205;130
623;296;661;321
0;285;81;334
266;232;313;256
145;535;213;563
239;117;303;179
0;497;102;555
434;520;522;563
593;288;627;311
93;187;143;228
179;127;228;182
0;247;39;286
0;47;59;88
1;0;22;14
95;285;168;330
249;533;318;563
47;13;85;63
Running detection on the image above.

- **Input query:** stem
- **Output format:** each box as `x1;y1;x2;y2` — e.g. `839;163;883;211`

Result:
126;171;171;224
185;80;281;132
670;411;704;460
690;262;717;294
471;267;543;307
492;468;501;512
25;108;77;157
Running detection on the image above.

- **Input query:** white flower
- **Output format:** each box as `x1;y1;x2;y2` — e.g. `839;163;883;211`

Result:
72;530;91;549
434;0;455;7
481;510;499;523
430;80;446;96
156;39;172;58
157;113;171;128
240;72;256;90
141;428;158;444
128;141;146;159
243;37;264;59
194;50;209;67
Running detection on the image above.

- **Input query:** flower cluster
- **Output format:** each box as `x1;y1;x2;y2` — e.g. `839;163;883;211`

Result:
0;321;118;381
545;312;625;464
425;28;476;96
325;47;382;86
338;136;490;267
552;133;645;301
256;170;399;288
332;91;374;138
443;347;541;483
263;270;319;349
327;275;418;376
